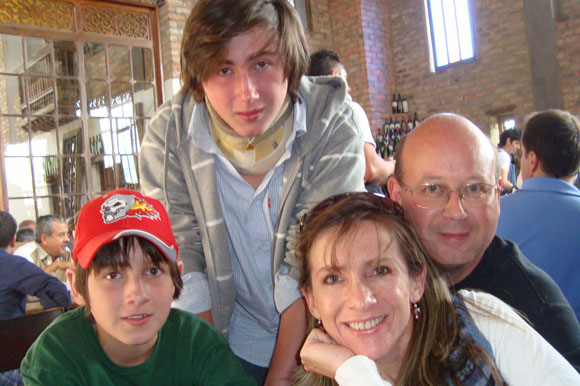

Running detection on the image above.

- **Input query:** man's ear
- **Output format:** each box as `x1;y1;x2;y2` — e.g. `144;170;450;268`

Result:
66;267;87;306
528;150;540;174
301;287;321;320
40;233;48;246
387;176;403;204
10;235;16;248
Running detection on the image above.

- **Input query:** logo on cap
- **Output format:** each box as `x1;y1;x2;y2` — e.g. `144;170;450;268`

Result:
101;193;160;223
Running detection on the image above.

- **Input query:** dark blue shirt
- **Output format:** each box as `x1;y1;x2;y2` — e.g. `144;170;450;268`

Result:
0;249;70;319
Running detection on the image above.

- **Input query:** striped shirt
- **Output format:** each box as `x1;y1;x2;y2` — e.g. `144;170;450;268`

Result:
186;102;306;366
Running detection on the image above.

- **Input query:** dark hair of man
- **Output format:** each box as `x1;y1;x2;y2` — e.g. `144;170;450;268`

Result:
308;49;343;77
35;214;65;244
15;227;35;243
498;128;521;147
74;236;183;320
523;109;580;178
0;211;17;249
180;0;309;104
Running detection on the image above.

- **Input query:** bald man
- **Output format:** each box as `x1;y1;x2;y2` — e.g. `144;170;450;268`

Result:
388;113;580;372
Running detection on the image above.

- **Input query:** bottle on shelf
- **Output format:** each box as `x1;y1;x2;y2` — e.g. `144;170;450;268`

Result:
383;116;391;136
414;112;420;129
402;95;408;113
396;93;402;113
391;94;397;115
401;118;408;133
407;114;414;131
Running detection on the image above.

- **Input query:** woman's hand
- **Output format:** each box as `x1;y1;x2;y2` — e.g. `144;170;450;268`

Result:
300;328;355;379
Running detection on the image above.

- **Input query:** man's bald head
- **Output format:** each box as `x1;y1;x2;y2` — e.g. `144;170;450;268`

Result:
388;113;501;284
394;113;497;183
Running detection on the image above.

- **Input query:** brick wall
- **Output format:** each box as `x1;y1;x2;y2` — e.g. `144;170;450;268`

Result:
306;0;580;135
555;0;580;115
151;0;579;130
158;0;194;83
387;0;535;133
308;0;393;133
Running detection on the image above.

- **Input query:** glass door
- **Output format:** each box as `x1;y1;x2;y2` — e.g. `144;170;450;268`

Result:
0;0;161;223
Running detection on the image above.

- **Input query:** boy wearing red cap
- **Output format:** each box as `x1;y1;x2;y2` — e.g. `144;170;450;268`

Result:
21;189;254;385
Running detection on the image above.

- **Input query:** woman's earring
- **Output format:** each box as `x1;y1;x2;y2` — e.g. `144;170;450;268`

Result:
412;303;421;320
316;319;325;332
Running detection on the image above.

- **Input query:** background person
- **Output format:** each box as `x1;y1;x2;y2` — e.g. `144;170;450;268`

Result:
138;0;365;384
308;49;394;194
0;211;70;320
497;128;521;194
387;113;580;371
294;192;579;385
14;214;73;283
497;109;580;321
6;227;35;256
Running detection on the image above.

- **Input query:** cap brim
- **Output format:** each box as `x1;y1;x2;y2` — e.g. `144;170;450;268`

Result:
75;229;177;268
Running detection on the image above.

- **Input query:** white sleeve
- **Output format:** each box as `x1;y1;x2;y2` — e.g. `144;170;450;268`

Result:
459;290;580;385
497;150;510;170
350;102;376;147
335;355;392;386
171;271;212;313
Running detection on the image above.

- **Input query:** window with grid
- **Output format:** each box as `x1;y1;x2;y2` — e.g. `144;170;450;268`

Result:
0;0;161;222
425;0;475;70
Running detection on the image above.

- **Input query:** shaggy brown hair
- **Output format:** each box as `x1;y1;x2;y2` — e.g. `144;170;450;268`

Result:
180;0;309;103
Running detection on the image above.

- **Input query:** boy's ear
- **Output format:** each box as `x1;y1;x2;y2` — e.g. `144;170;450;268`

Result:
66;267;87;306
177;260;184;275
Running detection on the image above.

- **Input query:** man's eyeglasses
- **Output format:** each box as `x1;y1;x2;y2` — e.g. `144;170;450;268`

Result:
299;192;404;233
400;183;499;209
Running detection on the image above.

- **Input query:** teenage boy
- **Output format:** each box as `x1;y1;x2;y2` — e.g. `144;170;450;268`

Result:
21;189;254;385
139;0;365;384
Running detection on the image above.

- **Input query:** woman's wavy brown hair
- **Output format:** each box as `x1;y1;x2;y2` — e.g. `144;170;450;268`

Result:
180;0;309;103
294;192;502;385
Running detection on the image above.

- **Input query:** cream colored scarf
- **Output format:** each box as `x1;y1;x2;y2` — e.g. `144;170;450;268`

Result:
206;97;293;175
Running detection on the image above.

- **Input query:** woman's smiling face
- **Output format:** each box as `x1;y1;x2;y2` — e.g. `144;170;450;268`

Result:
302;221;425;369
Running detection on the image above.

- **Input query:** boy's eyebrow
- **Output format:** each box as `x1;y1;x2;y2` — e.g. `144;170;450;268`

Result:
221;49;279;66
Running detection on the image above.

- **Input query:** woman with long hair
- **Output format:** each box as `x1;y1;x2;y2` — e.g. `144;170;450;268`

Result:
294;192;579;385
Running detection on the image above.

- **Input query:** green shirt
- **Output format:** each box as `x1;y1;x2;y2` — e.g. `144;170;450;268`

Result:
21;307;255;385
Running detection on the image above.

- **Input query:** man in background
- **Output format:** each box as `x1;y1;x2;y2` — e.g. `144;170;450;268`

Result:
308;49;394;194
387;113;580;371
497;128;521;194
497;109;580;321
0;211;70;386
0;211;70;319
14;214;73;283
7;227;35;256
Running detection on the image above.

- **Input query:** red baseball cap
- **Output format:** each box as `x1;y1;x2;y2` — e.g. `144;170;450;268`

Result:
73;189;178;268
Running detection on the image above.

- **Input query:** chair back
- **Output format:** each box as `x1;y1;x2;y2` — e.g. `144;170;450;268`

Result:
0;307;64;372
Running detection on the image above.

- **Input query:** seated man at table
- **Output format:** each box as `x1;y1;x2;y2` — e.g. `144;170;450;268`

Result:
14;214;74;284
0;211;70;386
21;189;254;385
0;211;70;320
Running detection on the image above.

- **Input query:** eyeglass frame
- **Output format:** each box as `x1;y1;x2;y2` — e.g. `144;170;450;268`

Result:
398;182;500;209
